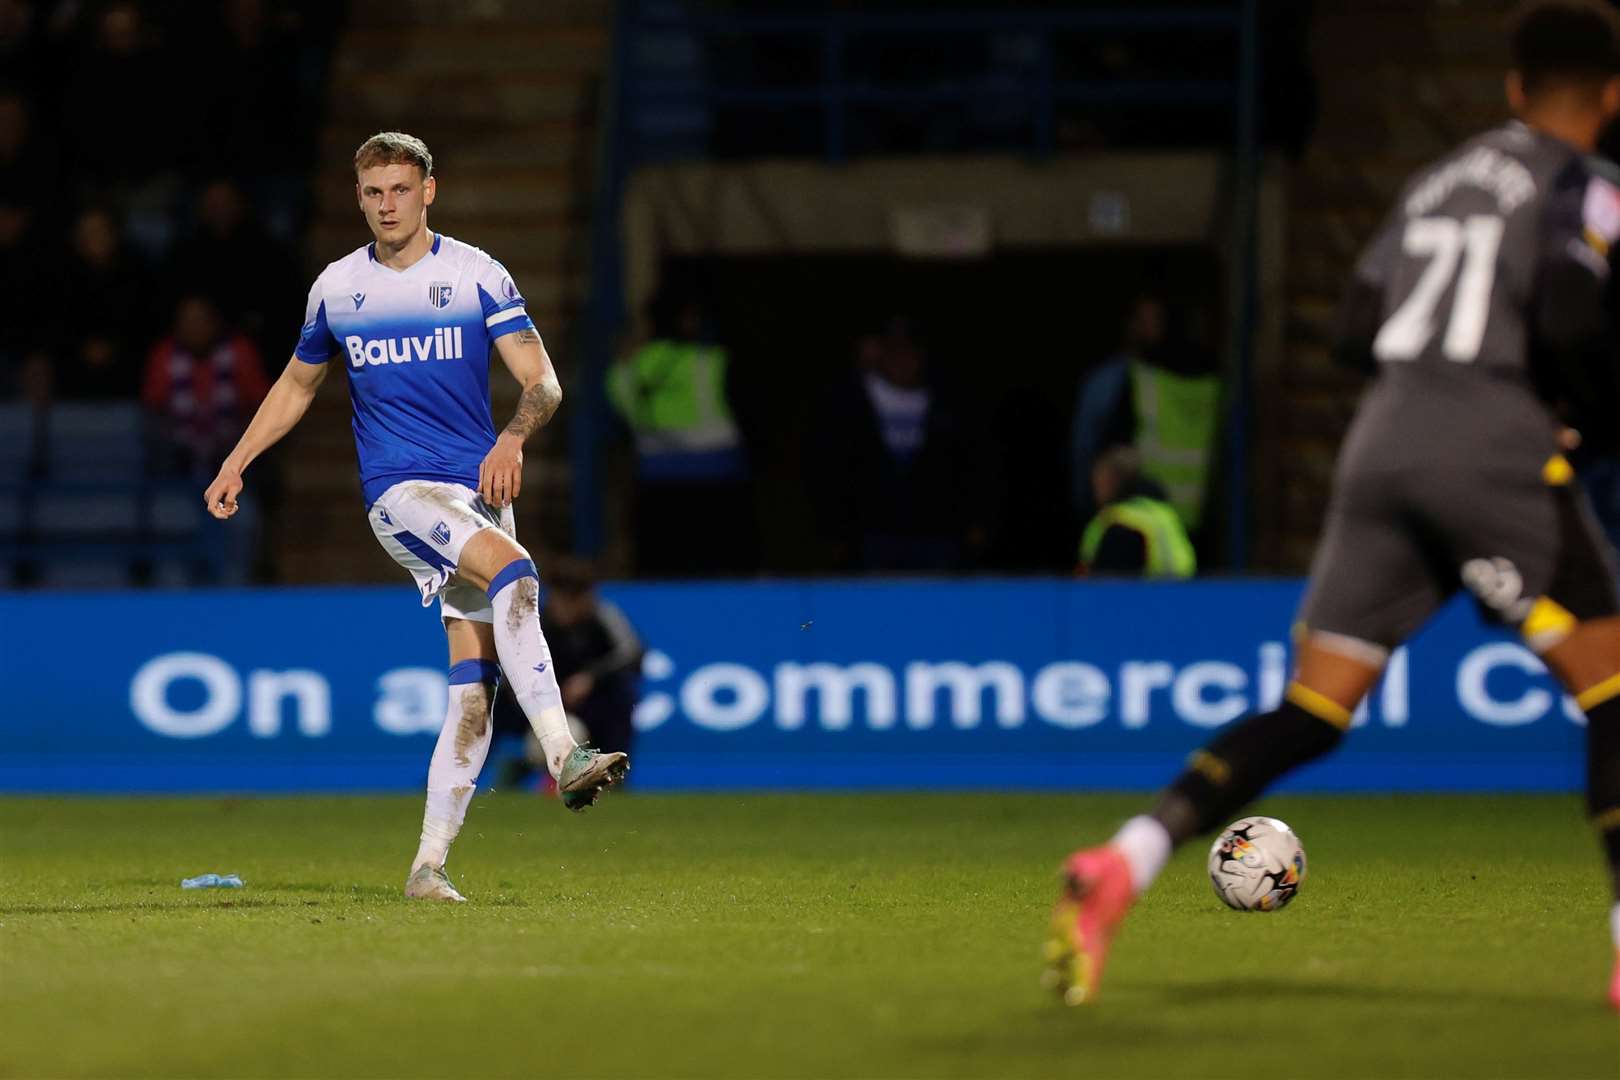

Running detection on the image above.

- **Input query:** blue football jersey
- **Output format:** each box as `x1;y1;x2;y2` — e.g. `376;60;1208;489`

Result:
294;233;536;505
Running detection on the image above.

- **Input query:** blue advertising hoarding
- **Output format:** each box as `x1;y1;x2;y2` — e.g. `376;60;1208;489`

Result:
0;580;1590;793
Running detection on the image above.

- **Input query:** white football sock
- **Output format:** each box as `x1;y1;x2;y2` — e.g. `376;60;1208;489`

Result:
1611;903;1619;950
1111;815;1173;896
487;559;577;778
412;662;498;871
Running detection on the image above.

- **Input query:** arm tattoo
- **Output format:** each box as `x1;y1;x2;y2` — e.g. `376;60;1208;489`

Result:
503;372;562;440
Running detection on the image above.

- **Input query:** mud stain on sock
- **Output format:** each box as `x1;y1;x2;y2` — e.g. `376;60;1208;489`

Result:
506;577;539;636
453;685;492;768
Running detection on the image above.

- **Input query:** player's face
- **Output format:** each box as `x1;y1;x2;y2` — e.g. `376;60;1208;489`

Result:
356;164;436;247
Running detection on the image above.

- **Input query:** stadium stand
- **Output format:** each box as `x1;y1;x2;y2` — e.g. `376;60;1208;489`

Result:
276;0;609;584
0;0;340;588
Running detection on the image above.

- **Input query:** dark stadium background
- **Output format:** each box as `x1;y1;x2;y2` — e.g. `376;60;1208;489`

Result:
6;4;1620;1078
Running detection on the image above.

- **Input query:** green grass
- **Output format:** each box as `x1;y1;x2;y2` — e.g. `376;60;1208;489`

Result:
1;793;1616;1079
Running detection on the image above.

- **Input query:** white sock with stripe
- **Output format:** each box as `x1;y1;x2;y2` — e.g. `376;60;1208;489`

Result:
412;661;498;871
487;558;577;778
1111;815;1172;896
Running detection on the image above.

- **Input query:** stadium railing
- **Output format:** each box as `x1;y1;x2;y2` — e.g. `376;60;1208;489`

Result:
0;401;228;588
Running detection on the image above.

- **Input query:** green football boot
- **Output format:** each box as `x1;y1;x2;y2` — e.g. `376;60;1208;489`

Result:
404;863;466;902
557;746;629;811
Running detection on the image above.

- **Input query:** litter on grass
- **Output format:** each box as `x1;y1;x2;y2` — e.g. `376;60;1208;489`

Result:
181;874;244;889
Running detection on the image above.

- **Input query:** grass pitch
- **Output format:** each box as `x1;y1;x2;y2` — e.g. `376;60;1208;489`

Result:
1;792;1616;1079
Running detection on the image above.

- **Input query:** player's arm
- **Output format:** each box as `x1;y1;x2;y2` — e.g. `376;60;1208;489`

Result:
480;326;563;508
1331;274;1383;374
1332;209;1400;374
1534;164;1620;445
203;357;329;519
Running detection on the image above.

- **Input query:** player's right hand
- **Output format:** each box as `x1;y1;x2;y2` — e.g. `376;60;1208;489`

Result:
204;468;244;520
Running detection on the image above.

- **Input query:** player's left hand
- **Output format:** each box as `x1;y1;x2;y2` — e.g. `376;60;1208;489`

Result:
479;433;524;508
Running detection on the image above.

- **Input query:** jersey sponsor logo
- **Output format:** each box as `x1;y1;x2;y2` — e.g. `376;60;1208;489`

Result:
343;327;465;367
428;282;453;309
352;291;366;310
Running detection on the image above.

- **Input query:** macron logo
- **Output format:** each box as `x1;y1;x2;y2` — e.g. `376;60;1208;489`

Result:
344;327;465;368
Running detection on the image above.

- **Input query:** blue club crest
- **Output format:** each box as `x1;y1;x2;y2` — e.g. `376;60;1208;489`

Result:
428;282;454;309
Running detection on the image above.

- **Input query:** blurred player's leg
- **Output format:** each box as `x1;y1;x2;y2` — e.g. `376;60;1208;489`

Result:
1534;615;1620;1011
1044;639;1380;1005
1048;460;1424;1004
459;530;628;810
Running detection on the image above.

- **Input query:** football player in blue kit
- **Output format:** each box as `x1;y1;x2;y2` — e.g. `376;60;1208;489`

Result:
205;132;627;902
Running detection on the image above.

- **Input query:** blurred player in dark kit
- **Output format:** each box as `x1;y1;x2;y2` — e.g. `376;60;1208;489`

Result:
1046;1;1620;1012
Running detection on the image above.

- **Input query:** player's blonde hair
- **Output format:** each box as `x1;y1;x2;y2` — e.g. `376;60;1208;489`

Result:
354;131;433;178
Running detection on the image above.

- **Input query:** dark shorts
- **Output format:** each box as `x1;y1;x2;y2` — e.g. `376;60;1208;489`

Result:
1297;459;1619;652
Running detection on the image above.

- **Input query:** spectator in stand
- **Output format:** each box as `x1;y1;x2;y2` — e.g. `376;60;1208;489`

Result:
607;288;754;576
813;316;990;572
0;1;48;99
493;558;643;790
0;92;59;231
0;183;50;396
1068;292;1220;534
142;292;269;477
195;0;299;180
1077;445;1195;578
58;2;175;192
52;206;146;399
164;178;299;358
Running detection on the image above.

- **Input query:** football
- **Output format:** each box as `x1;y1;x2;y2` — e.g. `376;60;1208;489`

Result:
1208;816;1307;912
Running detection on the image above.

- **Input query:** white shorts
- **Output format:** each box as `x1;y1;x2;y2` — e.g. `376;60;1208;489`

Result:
367;480;517;623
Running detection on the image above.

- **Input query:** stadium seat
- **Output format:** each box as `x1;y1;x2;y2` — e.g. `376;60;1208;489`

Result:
34;560;136;589
43;402;147;484
0;491;20;538
30;490;141;534
0;402;38;485
150;560;197;588
148;488;203;534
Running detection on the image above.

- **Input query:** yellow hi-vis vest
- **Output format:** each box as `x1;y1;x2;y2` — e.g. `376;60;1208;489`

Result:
606;340;739;456
1130;362;1219;529
1080;495;1197;579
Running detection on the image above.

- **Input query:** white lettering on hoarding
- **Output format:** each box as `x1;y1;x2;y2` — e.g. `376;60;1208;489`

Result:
1456;642;1550;726
1030;662;1110;729
133;653;439;739
1172;661;1247;728
1257;641;1287;711
1382;647;1410;727
131;652;241;738
374;668;448;735
248;670;331;737
633;650;676;732
130;639;1523;742
776;663;896;730
681;663;769;731
1119;661;1174;729
904;662;1025;730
